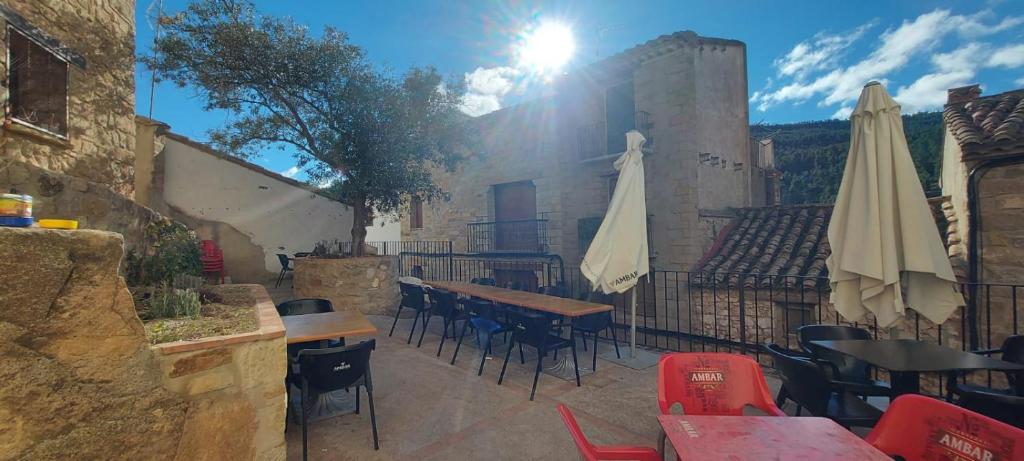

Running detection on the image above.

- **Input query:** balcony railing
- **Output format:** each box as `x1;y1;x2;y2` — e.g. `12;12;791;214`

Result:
467;217;549;254
577;110;654;160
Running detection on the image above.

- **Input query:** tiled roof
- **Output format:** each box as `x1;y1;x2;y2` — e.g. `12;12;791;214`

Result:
944;87;1024;156
694;198;959;289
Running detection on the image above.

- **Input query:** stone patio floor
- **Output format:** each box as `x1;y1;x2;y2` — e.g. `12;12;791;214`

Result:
263;283;867;461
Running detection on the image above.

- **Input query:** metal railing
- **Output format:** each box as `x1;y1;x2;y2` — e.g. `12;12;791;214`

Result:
466;217;550;254
391;249;1022;397
577;110;654;160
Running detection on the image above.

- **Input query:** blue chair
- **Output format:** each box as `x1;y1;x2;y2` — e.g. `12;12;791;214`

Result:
275;254;292;288
418;287;470;356
450;298;518;376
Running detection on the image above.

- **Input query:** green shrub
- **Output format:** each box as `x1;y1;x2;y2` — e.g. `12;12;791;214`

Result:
148;285;202;320
125;219;202;287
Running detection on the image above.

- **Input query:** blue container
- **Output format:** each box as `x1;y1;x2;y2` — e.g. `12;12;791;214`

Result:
0;216;33;227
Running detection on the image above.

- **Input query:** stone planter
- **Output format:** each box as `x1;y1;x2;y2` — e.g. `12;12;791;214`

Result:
293;256;401;315
0;227;286;460
151;284;287;461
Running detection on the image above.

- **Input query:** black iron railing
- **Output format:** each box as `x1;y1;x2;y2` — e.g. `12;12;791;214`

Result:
577;110;654;160
466;217;549;254
391;248;1023;398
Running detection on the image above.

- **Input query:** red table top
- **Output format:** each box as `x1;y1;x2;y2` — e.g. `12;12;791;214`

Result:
659;415;890;460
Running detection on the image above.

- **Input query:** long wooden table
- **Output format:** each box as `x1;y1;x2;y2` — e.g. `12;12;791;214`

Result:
425;281;612;317
282;310;378;344
659;415;890;460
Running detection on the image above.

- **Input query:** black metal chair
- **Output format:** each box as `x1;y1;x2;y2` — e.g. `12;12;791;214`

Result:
290;340;379;459
471;277;497;286
277;298;340;356
275;253;293;288
956;386;1024;428
954;335;1024;398
418;287;470;356
388;282;431;344
499;310;580;400
798;325;892;399
571;292;620;370
451;298;517;376
766;344;883;428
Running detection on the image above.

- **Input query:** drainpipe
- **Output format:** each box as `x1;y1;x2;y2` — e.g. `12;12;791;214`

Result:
966;153;1024;350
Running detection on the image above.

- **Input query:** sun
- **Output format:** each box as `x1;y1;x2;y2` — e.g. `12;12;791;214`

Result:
516;20;576;76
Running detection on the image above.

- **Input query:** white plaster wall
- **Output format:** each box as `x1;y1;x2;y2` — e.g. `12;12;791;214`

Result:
367;213;402;242
160;138;354;273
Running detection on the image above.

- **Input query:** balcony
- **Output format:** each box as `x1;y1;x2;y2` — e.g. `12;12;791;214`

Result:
467;216;550;254
577;110;654;161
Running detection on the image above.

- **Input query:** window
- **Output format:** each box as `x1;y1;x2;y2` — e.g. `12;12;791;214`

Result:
605;80;635;155
7;27;69;136
410;196;423;229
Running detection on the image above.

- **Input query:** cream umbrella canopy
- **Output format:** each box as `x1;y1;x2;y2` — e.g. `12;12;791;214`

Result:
581;130;650;356
827;82;964;328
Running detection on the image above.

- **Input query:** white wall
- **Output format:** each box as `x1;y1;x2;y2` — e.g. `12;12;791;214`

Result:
367;213;402;242
160;137;354;274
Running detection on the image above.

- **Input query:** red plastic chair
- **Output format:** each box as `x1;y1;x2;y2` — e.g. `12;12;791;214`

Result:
866;394;1024;461
200;247;225;284
556;404;660;461
657;352;785;416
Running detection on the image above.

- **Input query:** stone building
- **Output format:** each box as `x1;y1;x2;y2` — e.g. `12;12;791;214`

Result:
941;84;1024;350
0;1;136;196
404;31;776;288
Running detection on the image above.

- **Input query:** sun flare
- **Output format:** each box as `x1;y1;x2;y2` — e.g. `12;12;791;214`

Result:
516;20;576;76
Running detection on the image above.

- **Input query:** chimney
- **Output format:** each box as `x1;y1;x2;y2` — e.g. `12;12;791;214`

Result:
947;84;981;105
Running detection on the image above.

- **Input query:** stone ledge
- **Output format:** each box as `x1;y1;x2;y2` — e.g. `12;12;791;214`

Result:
152;284;285;355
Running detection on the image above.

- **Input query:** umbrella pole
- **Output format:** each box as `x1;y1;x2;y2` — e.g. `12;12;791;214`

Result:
630;287;637;358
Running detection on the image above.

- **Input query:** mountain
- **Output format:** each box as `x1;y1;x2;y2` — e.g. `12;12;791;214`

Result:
751;111;944;205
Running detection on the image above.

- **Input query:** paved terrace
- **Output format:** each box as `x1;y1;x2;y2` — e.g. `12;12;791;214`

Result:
265;285;792;461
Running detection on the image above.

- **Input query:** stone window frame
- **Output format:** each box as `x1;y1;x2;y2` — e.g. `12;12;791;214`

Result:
0;5;86;142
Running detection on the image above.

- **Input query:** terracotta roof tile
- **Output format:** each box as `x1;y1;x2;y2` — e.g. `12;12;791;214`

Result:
944;88;1024;154
695;198;958;289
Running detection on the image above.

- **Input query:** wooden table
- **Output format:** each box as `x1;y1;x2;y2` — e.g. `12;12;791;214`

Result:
659;415;890;460
810;339;1024;395
282;310;378;422
282;310;378;344
425;281;612;317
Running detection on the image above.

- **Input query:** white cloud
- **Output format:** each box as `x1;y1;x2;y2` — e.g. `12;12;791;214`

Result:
1016;76;1024;86
280;165;300;178
894;43;986;113
460;66;519;117
752;9;1024;114
988;44;1024;68
773;22;875;79
832;106;854;120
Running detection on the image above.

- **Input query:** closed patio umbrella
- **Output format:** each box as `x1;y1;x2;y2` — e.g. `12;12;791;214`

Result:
827;82;964;328
581;130;650;357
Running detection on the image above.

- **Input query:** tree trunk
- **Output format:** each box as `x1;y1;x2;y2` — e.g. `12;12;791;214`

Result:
350;197;369;256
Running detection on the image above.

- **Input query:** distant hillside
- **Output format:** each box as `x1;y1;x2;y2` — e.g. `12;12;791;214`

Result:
751;111;943;205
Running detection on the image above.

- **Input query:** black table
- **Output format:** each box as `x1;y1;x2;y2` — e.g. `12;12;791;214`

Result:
810;339;1024;396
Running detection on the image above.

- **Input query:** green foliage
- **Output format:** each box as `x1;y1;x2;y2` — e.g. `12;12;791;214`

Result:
126;219;202;287
143;0;473;254
751;111;943;205
146;285;202;320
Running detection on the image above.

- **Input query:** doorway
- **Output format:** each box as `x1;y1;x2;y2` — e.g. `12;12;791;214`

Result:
493;181;538;251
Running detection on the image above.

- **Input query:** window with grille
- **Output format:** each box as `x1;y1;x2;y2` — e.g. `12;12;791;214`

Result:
7;26;69;137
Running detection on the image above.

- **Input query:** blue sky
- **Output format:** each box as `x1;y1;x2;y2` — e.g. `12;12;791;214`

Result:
135;0;1024;180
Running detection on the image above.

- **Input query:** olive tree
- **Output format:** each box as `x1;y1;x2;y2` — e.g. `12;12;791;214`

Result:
145;0;467;254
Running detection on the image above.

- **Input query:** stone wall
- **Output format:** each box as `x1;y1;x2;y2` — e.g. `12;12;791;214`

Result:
0;159;165;250
0;1;136;196
404;32;756;273
293;256;401;315
0;227;286;460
